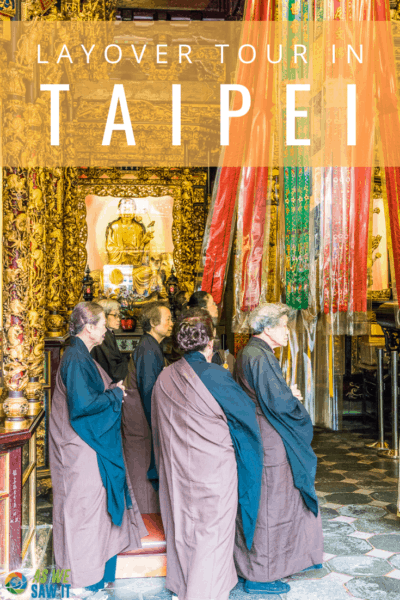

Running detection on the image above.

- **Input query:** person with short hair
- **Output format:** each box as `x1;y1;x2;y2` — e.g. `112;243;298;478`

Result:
49;302;147;593
187;291;235;372
122;301;173;514
90;298;129;383
187;290;219;323
233;302;323;596
152;309;263;600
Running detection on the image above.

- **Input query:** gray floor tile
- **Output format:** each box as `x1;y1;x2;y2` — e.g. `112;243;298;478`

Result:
389;553;400;569
320;507;340;518
283;577;356;600
329;555;391;576
322;521;355;536
385;504;398;515
326;462;375;471
354;518;400;534
285;565;330;581
316;482;358;493
110;582;172;600
355;480;397;491
35;429;400;600
112;578;166;593
369;534;400;552
323;535;372;557
141;592;175;600
339;505;388;519
315;474;346;483
108;589;144;600
324;493;372;505
346;576;400;600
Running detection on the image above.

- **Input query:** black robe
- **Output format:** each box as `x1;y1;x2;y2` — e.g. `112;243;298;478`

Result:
90;328;129;384
122;333;165;512
236;336;318;515
233;336;323;581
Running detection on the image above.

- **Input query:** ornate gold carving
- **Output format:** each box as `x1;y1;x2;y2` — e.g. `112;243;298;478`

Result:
372;234;382;253
367;289;392;301
44;168;66;335
23;2;58;21
59;0;116;21
36;419;46;468
37;477;52;495
71;101;218;167
63;167;81;313
2;64;28;169
394;0;400;20
373;167;383;199
25;378;42;416
0;0;15;19
3;392;29;430
266;204;279;302
192;194;206;260
3;169;30;393
16;25;42;67
25;168;46;413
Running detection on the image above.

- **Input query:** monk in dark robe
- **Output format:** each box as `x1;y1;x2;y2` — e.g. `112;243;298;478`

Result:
234;302;323;596
91;298;129;383
49;302;147;593
152;309;263;600
122;301;173;513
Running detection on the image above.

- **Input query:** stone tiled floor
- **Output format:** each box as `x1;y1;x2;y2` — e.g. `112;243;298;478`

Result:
2;429;400;600
105;429;400;600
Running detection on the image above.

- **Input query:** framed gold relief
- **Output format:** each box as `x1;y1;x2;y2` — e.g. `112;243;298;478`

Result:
72;168;208;299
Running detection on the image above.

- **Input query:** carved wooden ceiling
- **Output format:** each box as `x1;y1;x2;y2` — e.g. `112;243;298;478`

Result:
116;0;245;20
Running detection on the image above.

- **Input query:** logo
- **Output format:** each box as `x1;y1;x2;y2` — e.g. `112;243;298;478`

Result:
31;569;71;598
5;572;28;595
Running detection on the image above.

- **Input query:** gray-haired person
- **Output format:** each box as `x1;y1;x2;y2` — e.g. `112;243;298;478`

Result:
233;302;323;595
122;301;173;514
90;298;129;383
49;302;146;593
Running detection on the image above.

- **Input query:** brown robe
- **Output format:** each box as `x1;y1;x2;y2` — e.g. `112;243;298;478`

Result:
213;349;236;374
152;359;239;600
49;361;148;588
234;359;324;582
122;358;160;513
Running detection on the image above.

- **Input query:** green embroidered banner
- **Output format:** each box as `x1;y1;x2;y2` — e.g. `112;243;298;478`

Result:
283;0;312;309
284;167;311;309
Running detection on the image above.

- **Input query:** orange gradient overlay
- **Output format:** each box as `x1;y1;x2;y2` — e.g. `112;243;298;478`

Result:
1;21;399;167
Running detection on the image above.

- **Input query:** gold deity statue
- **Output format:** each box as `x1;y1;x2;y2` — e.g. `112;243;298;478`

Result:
105;198;154;266
105;198;168;299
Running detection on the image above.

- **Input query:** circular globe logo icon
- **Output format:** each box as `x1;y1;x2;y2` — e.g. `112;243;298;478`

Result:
5;572;28;595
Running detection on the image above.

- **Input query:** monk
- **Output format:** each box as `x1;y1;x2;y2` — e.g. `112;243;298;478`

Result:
90;298;129;383
152;309;263;600
187;291;235;373
49;302;147;593
122;301;173;513
234;302;323;596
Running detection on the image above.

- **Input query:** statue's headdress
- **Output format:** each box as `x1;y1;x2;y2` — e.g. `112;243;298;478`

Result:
118;198;137;214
